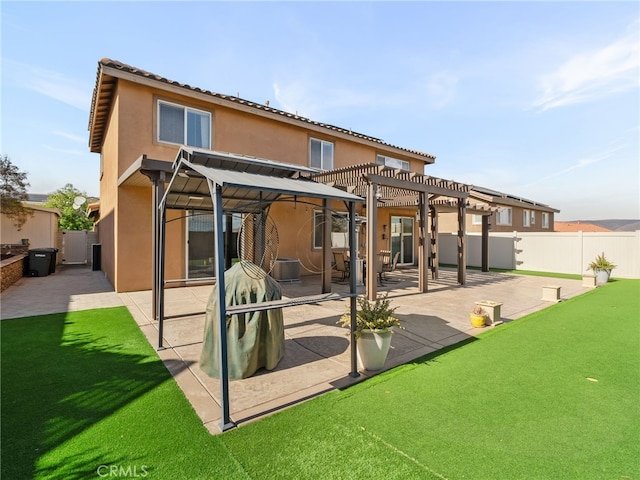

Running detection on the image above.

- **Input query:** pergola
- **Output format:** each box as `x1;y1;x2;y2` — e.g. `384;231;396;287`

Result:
308;164;494;300
155;147;364;431
142;148;495;431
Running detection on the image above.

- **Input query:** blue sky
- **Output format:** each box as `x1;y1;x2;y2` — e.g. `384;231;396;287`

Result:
1;1;638;220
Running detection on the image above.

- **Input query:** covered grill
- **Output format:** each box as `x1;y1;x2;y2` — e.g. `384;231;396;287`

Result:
200;262;284;380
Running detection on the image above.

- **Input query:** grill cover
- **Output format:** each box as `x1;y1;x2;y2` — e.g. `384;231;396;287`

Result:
199;262;285;380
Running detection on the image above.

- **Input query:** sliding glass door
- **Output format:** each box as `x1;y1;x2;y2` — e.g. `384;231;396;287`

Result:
187;211;215;279
390;216;414;265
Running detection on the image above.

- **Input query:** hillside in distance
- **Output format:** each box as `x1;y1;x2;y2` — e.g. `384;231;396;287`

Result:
566;219;640;232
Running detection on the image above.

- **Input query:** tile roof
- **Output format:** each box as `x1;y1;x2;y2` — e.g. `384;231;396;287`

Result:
89;58;436;162
554;222;612;232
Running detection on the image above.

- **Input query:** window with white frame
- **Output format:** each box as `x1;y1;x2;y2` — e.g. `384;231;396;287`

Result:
496;207;512;226
472;214;483;225
523;210;531;227
542;212;549;229
531;211;535;224
158;100;211;148
313;210;348;249
376;154;409;171
309;138;334;170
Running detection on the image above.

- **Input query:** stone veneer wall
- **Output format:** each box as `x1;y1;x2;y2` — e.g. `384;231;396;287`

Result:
1;255;27;292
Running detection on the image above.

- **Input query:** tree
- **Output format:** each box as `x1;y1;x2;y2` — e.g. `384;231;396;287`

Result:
44;183;95;231
0;154;33;230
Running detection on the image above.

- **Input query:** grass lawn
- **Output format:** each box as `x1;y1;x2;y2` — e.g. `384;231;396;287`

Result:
2;280;639;479
440;263;583;280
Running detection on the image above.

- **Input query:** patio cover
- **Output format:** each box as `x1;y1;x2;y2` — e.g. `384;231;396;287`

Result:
308;164;493;298
164;147;362;212
156;147;364;431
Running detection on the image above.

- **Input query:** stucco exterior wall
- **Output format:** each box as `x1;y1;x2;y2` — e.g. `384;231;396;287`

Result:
1;209;59;249
96;87;120;289
98;77;429;291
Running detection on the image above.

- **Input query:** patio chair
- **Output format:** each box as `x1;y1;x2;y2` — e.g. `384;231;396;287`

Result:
376;253;388;285
333;252;349;282
381;251;401;283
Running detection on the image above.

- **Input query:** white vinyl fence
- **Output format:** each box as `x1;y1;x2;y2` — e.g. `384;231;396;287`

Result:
438;231;640;279
57;230;99;265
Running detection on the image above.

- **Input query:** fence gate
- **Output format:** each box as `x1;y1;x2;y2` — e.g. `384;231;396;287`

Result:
62;230;88;264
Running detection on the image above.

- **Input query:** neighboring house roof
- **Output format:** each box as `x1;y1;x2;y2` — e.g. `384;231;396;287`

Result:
469;186;560;213
86;201;100;221
88;58;436;164
22;202;60;216
27;193;50;203
554;222;612;232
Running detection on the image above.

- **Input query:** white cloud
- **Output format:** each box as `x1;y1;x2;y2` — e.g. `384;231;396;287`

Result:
272;69;459;120
532;29;639;111
4;60;90;110
43;144;86;156
273;81;373;120
520;144;624;188
53;130;86;144
425;72;459;109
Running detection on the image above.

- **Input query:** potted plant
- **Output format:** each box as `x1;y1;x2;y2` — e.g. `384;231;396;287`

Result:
338;294;401;371
470;304;488;328
587;252;616;285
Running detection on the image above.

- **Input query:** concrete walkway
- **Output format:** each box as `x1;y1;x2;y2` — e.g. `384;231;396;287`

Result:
1;265;592;434
1;265;123;319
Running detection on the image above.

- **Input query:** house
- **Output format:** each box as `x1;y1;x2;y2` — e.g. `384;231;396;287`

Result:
439;186;559;234
89;59;561;294
0;202;60;251
88;59;446;293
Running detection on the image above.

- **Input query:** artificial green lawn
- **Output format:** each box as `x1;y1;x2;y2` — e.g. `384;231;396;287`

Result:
440;263;583;280
1;308;247;479
2;281;638;479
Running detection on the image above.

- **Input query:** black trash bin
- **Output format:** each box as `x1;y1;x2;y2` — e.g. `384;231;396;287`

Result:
41;247;58;274
28;250;52;277
27;248;58;277
92;244;101;271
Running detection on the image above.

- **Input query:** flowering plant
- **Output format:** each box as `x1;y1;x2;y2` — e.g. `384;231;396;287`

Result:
338;294;401;338
587;252;616;272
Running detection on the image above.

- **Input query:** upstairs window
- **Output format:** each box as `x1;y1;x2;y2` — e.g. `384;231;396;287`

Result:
158;100;211;148
310;138;334;170
472;214;483;225
377;154;409;171
496;207;512;226
523;210;531;227
542;212;550;229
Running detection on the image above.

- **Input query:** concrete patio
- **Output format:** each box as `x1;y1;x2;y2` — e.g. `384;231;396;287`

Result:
1;265;592;434
119;267;591;434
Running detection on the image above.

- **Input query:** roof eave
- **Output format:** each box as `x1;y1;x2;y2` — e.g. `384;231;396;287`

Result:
88;59;437;162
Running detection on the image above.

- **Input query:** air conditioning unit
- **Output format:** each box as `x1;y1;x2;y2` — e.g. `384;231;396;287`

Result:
272;258;301;282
